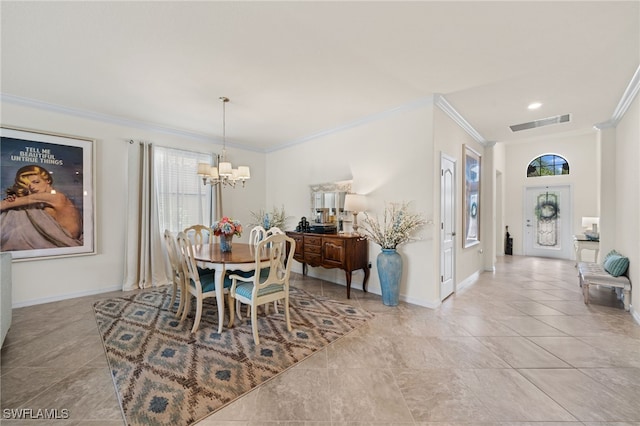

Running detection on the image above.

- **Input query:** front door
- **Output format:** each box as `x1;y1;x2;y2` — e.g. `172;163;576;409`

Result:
440;154;456;300
523;185;572;259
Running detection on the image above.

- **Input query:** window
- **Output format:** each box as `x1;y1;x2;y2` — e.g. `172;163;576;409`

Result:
527;154;569;177
154;147;213;233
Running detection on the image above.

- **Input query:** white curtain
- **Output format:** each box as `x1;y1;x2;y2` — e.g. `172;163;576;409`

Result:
123;140;170;291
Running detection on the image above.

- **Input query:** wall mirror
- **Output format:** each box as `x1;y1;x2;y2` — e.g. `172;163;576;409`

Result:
309;180;352;223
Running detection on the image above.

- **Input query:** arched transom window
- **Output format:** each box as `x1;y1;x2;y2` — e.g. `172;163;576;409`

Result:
527;154;569;177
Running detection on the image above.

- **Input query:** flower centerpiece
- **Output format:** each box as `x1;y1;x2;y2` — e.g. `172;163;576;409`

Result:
249;205;290;231
213;216;243;252
359;202;426;306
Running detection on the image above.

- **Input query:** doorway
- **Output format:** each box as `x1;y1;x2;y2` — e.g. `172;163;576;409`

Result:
523;185;572;259
440;154;456;300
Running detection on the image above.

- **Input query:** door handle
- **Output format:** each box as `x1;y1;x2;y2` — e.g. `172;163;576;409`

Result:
451;232;456;236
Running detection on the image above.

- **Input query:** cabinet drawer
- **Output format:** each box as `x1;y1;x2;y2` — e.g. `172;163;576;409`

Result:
304;244;322;255
305;253;322;265
304;236;322;246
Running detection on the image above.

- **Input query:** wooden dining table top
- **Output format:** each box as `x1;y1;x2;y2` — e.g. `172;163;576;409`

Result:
191;242;269;264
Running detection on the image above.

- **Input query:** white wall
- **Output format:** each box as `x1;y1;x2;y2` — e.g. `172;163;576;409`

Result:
266;102;440;306
502;131;600;258
2;102;266;306
4;96;495;309
432;107;487;290
610;93;639;318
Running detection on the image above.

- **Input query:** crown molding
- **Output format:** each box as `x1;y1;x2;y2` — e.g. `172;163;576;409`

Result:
267;96;436;153
611;64;640;123
595;64;640;130
434;94;488;146
0;93;265;153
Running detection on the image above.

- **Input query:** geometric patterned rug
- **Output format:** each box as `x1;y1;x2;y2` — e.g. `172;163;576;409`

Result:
93;286;373;426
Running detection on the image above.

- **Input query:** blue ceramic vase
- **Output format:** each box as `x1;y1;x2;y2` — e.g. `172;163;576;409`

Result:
376;248;402;306
220;234;233;252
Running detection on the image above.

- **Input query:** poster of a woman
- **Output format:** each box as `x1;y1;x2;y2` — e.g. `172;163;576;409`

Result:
0;127;95;260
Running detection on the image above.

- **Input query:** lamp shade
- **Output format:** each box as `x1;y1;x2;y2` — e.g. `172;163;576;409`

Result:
218;161;232;176
237;166;251;180
344;193;366;213
197;163;211;175
581;217;599;228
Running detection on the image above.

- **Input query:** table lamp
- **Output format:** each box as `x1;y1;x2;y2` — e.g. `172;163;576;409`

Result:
343;193;366;234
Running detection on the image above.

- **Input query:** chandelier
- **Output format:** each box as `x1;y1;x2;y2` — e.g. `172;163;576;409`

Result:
197;96;250;188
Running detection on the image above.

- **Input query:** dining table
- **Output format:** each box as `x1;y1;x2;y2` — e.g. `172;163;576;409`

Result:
192;242;270;334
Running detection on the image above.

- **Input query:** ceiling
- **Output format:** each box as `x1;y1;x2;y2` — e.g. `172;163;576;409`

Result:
1;1;638;152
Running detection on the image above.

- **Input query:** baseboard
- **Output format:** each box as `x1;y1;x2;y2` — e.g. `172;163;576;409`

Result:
632;307;640;325
401;294;441;309
12;285;123;308
457;271;480;292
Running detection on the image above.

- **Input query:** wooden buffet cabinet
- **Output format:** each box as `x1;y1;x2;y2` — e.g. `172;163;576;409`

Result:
286;231;369;299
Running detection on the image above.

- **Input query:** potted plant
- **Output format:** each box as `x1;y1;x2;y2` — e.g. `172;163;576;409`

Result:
359;202;426;306
212;216;243;252
249;205;290;231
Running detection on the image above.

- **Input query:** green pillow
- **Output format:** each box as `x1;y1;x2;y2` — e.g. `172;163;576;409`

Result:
602;249;620;265
603;253;629;277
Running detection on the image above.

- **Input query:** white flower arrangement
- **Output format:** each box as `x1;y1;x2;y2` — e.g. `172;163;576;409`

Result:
359;202;426;249
249;205;290;230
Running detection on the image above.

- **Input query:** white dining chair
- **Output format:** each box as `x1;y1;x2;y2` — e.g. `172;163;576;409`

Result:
249;225;266;245
163;229;186;317
228;233;296;345
237;225;269;319
265;226;284;236
184;224;213;245
176;231;228;333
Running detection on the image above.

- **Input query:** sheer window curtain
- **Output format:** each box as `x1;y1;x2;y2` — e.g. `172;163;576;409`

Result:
123;140;169;291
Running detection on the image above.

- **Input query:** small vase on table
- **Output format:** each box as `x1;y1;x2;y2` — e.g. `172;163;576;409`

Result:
220;234;233;252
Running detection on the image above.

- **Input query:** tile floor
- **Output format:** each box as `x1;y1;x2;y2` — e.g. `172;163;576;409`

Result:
2;255;639;425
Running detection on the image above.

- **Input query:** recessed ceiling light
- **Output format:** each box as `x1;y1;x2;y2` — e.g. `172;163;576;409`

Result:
528;102;542;110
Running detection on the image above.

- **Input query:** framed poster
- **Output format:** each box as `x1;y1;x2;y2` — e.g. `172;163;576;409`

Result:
463;144;481;248
0;126;95;260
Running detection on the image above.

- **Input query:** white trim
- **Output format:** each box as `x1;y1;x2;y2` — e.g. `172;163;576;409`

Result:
611;65;640;122
267;96;435;152
594;64;640;129
632;308;640;325
0;93;264;153
457;270;480;292
2;92;437;155
11;284;123;308
435;94;488;146
400;295;441;309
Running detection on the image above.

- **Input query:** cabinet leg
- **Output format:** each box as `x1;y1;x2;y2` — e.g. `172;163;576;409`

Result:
362;267;369;293
345;271;352;299
302;263;307;276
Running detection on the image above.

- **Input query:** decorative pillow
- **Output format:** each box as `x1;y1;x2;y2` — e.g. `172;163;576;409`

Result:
602;249;620;265
603;253;629;277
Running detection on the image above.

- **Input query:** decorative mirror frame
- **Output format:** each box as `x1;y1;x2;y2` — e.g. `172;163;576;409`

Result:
309;180;352;218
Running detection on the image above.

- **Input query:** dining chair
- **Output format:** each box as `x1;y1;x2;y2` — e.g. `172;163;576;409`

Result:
228;233;295;345
237;225;269;319
176;231;228;333
249;225;266;245
265;226;284;236
163;229;186;317
184;224;213;245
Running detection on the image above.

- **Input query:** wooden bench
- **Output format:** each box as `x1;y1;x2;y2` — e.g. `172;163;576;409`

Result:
578;261;631;311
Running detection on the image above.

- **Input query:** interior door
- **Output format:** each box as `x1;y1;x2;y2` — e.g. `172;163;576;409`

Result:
523;185;572;259
440;154;456;300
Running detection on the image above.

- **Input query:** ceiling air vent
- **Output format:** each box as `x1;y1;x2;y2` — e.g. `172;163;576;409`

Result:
509;114;571;132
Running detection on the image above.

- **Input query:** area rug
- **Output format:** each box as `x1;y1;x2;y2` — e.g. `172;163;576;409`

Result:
93;286;372;426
